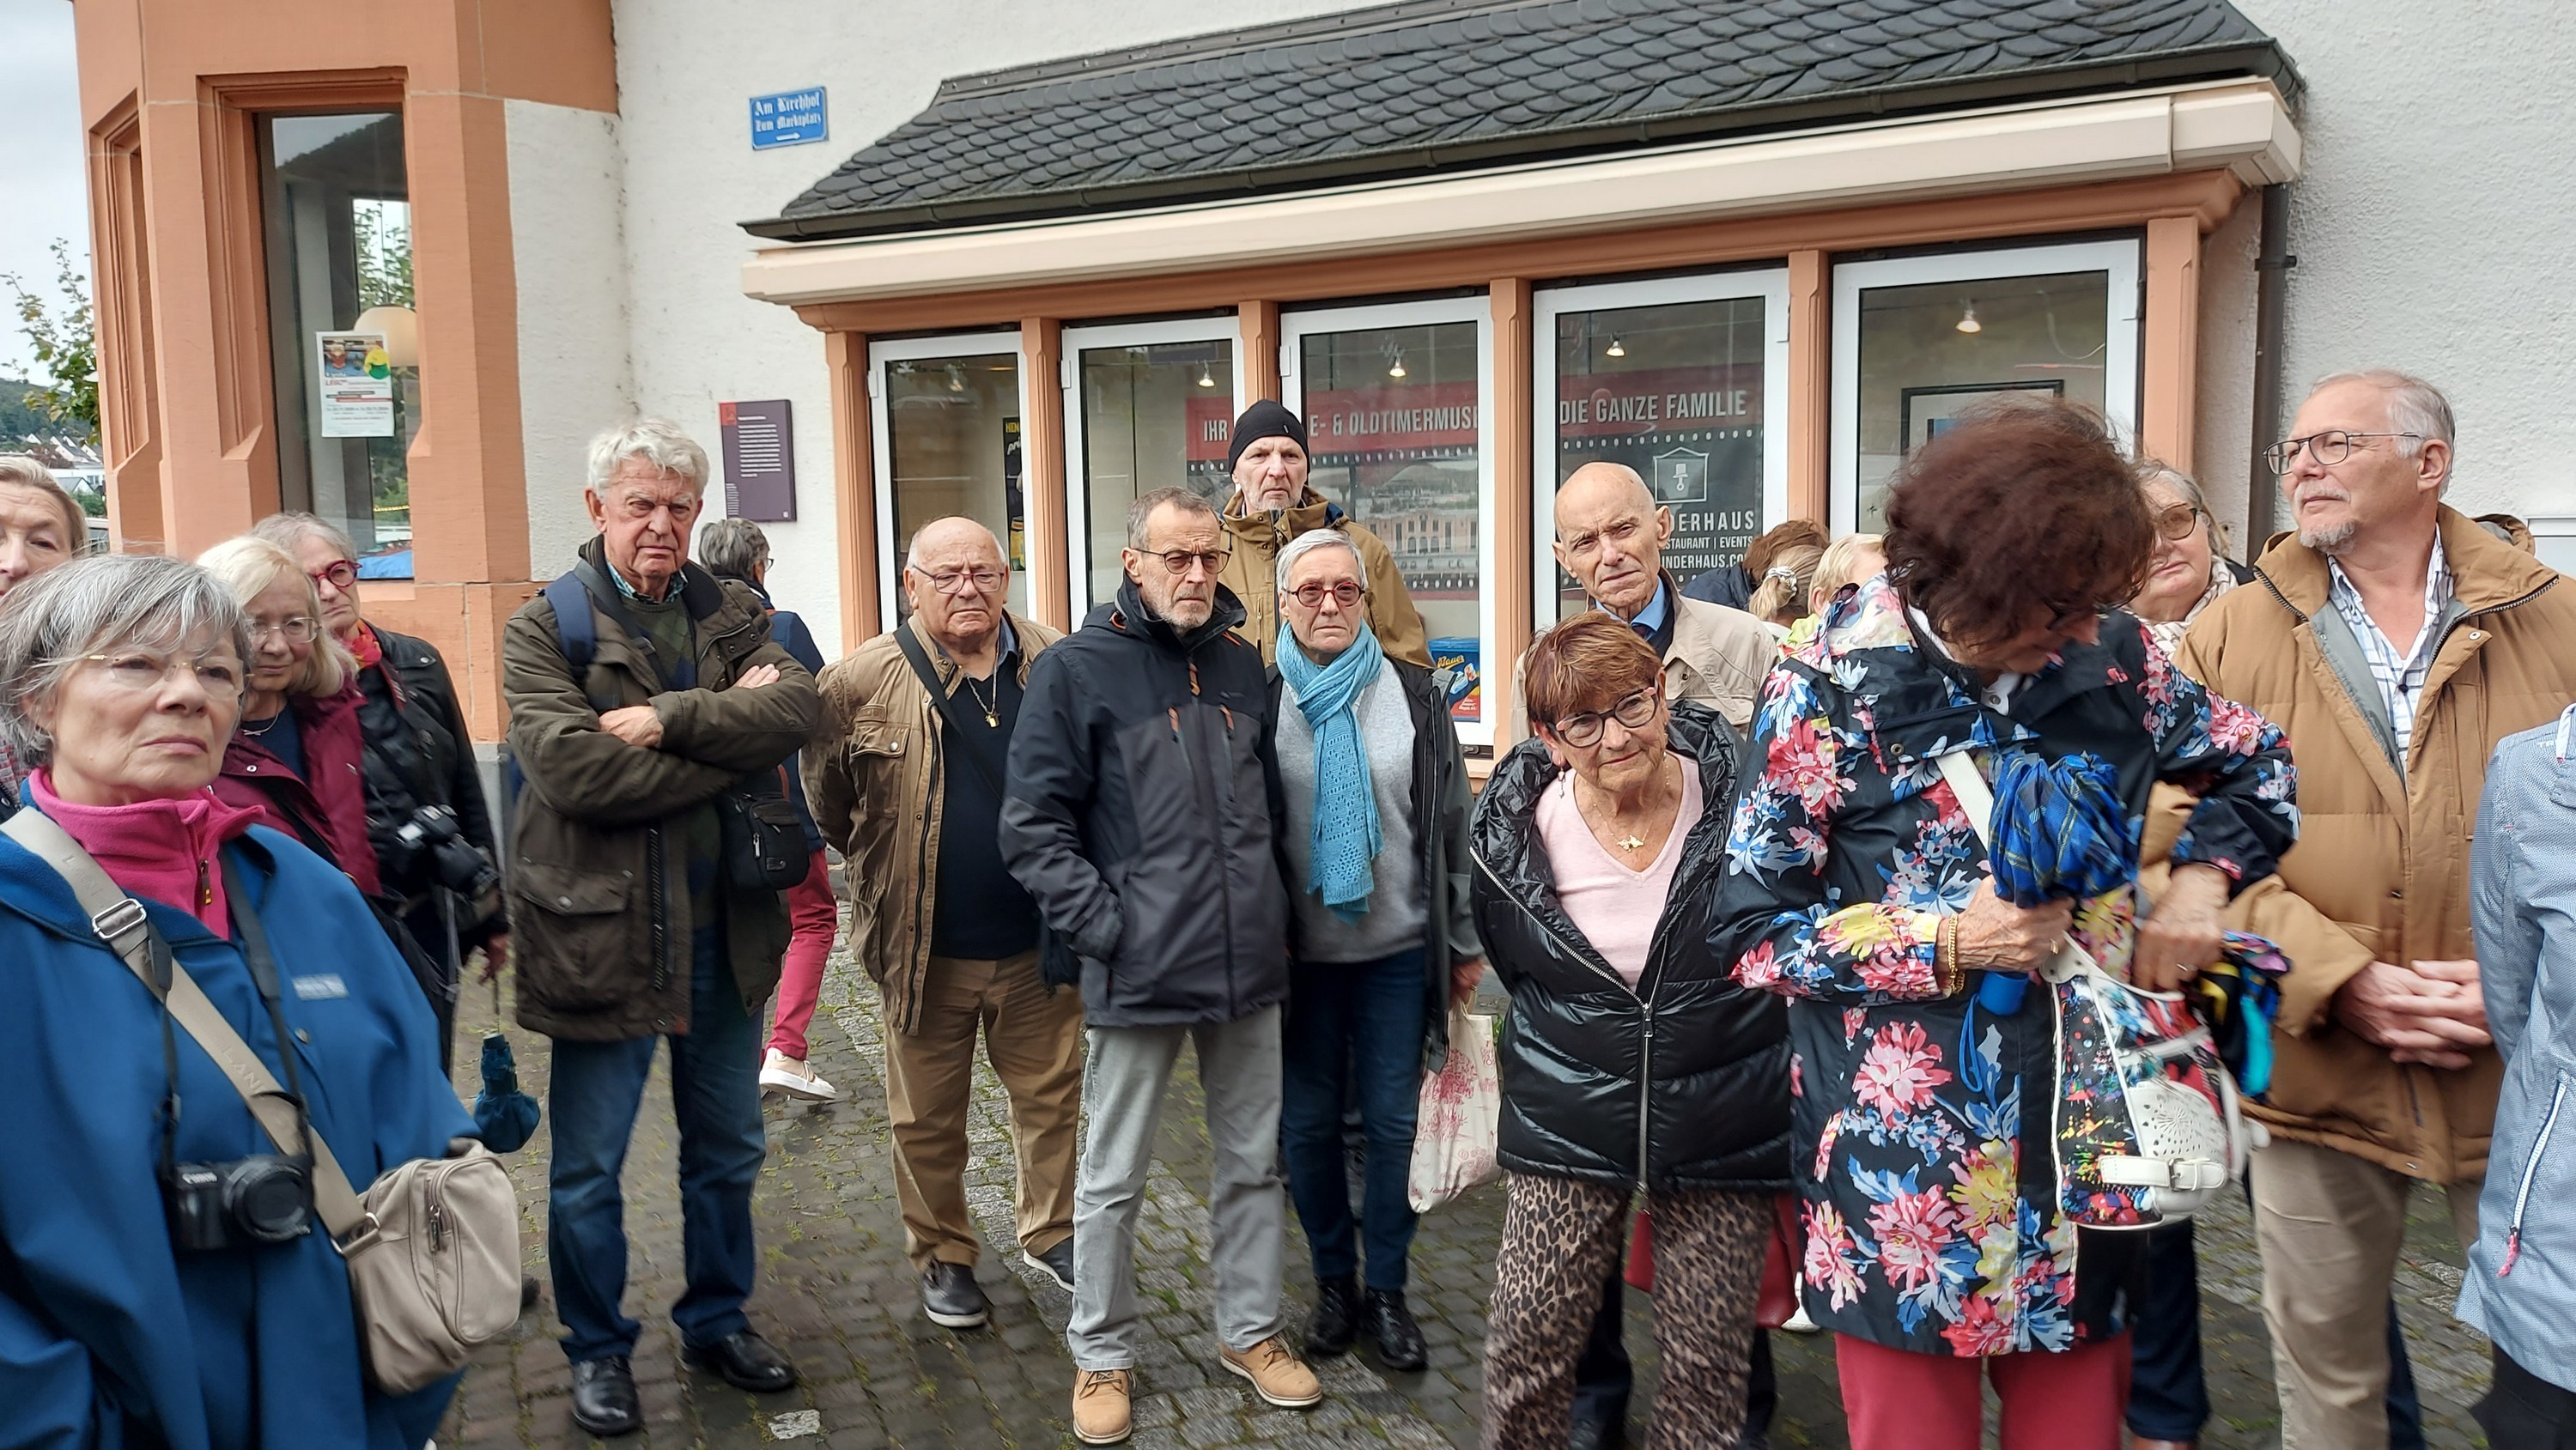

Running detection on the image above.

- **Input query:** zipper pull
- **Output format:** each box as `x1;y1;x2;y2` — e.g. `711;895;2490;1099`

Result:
2500;1229;2521;1277
197;858;212;912
1167;707;1182;742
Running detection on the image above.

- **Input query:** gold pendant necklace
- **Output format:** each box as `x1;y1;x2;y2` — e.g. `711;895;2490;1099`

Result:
963;673;1000;727
1616;834;1647;852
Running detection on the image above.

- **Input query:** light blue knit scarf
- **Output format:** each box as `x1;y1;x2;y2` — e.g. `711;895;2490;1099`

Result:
1278;621;1386;922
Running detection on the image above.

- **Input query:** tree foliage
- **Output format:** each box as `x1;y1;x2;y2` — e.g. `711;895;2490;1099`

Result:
2;240;100;445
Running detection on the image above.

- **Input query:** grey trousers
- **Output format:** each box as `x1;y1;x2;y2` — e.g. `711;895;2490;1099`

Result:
1067;1005;1288;1369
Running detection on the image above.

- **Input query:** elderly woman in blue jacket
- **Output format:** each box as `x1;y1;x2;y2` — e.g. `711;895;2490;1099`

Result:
0;554;474;1449
2459;701;2576;1445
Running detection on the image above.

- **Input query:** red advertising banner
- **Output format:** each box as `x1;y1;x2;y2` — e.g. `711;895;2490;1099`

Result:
1184;395;1236;463
1305;382;1479;457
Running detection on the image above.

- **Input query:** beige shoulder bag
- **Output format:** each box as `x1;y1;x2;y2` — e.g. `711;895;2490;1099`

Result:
3;809;522;1394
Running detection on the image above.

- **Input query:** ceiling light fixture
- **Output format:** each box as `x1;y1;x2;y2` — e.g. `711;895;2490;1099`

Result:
1955;301;1983;335
1197;362;1216;388
945;364;967;392
1605;336;1625;358
1388;349;1407;379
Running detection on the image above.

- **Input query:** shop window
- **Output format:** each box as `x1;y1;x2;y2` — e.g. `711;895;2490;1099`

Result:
871;338;1030;623
1068;326;1236;612
1534;273;1789;622
1284;301;1492;740
1832;240;2141;532
258;112;415;576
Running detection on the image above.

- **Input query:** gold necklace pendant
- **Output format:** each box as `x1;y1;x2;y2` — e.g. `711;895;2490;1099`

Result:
1617;834;1646;852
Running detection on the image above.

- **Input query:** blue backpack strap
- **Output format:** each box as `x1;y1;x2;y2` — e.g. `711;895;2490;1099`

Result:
543;572;618;713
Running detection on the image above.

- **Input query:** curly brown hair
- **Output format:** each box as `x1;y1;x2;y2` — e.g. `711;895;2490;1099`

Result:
1522;612;1663;729
1883;398;2154;654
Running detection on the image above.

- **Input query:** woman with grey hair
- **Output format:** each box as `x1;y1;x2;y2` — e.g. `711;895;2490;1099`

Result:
1267;526;1483;1374
0;454;91;812
0;554;475;1447
2129;464;2250;656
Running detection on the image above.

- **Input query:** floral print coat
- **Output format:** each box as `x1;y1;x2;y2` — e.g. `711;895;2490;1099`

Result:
1710;575;2298;1357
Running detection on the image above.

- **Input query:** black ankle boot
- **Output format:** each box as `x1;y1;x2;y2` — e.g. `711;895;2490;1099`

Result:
1305;1275;1360;1356
1363;1286;1427;1371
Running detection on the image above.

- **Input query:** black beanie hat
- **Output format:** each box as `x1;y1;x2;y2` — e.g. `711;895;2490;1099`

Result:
1226;400;1309;471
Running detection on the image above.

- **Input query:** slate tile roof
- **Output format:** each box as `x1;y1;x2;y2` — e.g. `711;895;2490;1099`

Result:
749;0;2293;240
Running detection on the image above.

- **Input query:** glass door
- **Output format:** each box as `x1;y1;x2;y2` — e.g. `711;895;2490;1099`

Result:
1533;269;1789;627
1832;239;2142;533
1062;317;1242;619
867;331;1029;629
1283;298;1494;745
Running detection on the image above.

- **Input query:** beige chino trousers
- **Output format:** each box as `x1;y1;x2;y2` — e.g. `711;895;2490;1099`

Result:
883;949;1086;1271
2251;1138;2482;1450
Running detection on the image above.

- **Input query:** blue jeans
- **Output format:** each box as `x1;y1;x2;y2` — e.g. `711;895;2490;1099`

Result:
548;925;767;1362
2126;1216;2426;1447
1280;949;1425;1290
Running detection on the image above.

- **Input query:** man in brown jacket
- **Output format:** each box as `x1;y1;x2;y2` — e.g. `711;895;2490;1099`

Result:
504;419;819;1435
804;517;1081;1333
1217;401;1432;668
2156;371;2576;1449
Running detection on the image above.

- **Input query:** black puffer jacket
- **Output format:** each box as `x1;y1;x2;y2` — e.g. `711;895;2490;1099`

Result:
1001;577;1289;1028
1469;701;1789;1191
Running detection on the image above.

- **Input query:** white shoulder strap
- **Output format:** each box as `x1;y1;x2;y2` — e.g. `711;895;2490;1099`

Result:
1930;749;2105;986
2;810;372;1239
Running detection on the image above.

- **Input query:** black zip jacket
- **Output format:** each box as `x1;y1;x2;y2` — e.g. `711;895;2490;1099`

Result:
1000;577;1290;1028
357;625;505;948
1468;701;1789;1191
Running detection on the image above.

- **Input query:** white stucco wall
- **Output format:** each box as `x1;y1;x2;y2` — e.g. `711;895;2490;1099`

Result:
604;0;1379;660
505;99;636;579
2241;0;2576;531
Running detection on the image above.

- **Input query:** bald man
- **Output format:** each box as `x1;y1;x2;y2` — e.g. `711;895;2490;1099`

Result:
803;517;1084;1332
1513;463;1778;738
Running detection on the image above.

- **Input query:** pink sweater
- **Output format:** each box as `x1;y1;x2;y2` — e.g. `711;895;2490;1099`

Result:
29;772;265;935
1533;756;1704;989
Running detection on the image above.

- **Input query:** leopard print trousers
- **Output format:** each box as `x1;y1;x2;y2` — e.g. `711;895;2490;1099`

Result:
1480;1174;1771;1450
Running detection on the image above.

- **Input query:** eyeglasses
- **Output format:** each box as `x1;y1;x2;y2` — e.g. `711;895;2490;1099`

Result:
307;560;359;590
79;651;245;696
914;567;1005;596
1149;548;1230;577
2263;430;2421;475
1286;581;1365;610
249;616;319;643
1548;686;1660;749
2152;504;2205;542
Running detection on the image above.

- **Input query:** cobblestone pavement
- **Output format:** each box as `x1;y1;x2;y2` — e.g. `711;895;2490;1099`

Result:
439;913;2494;1448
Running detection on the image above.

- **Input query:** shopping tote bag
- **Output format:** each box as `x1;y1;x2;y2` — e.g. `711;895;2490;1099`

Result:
1408;1004;1500;1212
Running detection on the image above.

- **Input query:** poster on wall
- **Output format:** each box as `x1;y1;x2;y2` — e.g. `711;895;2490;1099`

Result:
315;331;394;438
1899;379;2065;452
718;399;796;522
1004;417;1026;572
1554;362;1764;605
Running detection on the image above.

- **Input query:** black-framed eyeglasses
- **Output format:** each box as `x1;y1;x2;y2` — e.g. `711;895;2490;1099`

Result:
1548;687;1659;748
2151;503;2205;543
2263;429;2421;475
913;567;1005;596
1286;581;1365;610
1150;548;1230;577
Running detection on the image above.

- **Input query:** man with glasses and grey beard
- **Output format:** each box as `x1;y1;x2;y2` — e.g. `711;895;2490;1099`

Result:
802;517;1082;1333
2146;370;2576;1449
1002;487;1320;1446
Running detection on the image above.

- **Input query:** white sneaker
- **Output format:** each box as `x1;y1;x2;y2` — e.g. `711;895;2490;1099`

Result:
760;1049;841;1102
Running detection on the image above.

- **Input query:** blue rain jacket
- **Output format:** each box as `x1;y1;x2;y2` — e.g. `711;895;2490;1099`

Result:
0;819;475;1449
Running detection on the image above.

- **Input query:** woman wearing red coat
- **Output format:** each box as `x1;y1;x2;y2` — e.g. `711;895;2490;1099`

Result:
196;536;379;896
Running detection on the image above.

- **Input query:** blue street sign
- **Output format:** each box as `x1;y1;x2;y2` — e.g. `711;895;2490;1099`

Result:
750;87;828;150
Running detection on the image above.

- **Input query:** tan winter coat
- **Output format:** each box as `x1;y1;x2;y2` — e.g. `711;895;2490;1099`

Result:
1218;486;1431;668
1510;573;1778;737
2147;507;2574;1182
803;611;1063;1034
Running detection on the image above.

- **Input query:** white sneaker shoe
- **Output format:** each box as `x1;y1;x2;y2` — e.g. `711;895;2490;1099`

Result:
760;1049;841;1102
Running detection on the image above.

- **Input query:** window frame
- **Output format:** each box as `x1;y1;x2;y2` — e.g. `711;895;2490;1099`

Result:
866;329;1029;630
1060;314;1247;622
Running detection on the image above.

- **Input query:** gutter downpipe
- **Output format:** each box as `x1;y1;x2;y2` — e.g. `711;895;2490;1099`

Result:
2246;183;2295;546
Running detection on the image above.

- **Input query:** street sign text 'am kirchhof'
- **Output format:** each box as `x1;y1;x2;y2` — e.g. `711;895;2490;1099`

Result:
749;87;828;150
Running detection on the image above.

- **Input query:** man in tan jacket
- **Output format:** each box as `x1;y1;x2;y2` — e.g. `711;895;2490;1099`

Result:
1217;401;1431;668
804;517;1079;1333
2156;371;2576;1448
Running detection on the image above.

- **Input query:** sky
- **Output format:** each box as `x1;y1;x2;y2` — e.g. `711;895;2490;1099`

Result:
0;0;92;383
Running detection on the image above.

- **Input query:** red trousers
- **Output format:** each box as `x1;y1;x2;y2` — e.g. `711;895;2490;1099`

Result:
765;849;837;1059
1836;1332;2132;1450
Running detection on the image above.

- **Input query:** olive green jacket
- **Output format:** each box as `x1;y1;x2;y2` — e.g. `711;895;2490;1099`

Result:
1219;486;1432;668
502;538;819;1041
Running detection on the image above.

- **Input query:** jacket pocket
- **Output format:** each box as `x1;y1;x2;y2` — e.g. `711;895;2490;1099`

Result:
2496;1071;2571;1277
512;861;636;1010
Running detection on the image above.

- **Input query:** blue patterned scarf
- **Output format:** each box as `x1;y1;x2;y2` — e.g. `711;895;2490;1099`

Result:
1278;622;1386;922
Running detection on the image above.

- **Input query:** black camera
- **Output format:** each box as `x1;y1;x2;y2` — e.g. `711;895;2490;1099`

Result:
396;804;501;901
164;1154;314;1252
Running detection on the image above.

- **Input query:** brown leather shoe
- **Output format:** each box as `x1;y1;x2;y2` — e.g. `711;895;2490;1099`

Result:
1218;1333;1323;1408
1072;1368;1132;1445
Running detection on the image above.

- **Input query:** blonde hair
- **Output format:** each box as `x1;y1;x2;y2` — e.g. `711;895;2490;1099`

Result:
195;536;351;697
0;454;90;551
1809;532;1886;615
1746;541;1825;625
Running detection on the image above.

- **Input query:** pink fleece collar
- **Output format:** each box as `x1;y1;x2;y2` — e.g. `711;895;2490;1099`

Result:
28;772;266;935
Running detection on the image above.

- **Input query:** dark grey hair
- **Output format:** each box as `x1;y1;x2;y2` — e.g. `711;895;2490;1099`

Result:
1127;486;1218;549
697;517;770;584
586;417;709;496
0;554;250;767
1274;527;1366;590
250;510;361;565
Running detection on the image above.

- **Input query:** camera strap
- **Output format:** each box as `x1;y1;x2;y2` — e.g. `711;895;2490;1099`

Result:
0;810;370;1241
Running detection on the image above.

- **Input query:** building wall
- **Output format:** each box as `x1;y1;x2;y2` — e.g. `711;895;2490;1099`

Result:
2245;0;2576;529
601;0;1374;659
